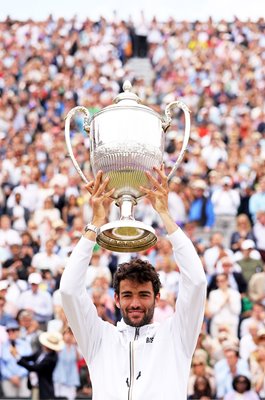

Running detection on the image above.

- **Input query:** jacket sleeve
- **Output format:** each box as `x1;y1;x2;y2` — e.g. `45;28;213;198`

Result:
59;237;105;363
168;228;207;357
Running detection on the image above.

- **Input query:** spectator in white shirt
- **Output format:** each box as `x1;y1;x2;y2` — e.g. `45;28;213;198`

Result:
32;239;63;276
211;176;240;246
17;272;53;329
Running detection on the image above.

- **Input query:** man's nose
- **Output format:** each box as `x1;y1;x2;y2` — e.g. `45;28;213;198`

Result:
130;296;141;308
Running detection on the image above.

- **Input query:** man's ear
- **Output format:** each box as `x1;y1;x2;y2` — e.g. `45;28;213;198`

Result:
155;293;160;307
114;293;120;309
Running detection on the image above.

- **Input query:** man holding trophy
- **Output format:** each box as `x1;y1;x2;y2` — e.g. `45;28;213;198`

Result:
60;82;206;398
60;165;206;399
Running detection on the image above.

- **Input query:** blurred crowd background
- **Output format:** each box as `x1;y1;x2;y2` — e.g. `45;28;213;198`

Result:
0;11;265;400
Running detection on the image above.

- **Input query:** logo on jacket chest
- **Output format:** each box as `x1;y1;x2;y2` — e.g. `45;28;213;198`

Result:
146;336;154;343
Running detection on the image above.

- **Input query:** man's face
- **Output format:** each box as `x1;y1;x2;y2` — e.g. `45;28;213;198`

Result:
114;279;159;328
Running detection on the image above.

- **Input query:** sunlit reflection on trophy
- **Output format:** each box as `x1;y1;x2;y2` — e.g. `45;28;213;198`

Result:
65;81;190;252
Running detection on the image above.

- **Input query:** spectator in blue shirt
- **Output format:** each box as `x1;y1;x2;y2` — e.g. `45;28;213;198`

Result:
188;179;215;231
1;320;32;398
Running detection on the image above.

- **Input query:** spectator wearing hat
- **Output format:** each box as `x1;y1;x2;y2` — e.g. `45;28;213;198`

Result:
236;240;263;283
214;341;250;399
17;273;53;329
253;210;265;262
12;330;64;400
1;320;32;398
211;176;240;246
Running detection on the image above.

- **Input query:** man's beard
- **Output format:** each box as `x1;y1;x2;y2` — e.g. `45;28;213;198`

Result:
121;303;155;327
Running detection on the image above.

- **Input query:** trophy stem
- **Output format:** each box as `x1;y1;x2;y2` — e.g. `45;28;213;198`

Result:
96;194;157;253
117;195;136;221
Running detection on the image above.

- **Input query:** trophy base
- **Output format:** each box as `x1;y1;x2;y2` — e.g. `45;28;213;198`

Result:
97;220;157;253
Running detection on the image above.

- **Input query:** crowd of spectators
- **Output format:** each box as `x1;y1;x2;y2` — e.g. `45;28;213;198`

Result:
0;10;265;399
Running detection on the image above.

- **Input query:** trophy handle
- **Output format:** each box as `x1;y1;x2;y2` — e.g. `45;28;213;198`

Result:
162;100;191;181
65;106;91;184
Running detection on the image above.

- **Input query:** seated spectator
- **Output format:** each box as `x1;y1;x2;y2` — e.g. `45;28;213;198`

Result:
188;375;214;400
2;240;32;280
207;273;242;338
188;349;216;397
207;256;247;296
17;272;53;329
33;196;61;227
224;375;260;400
31;238;64;277
188;179;215;237
211;176;240;246
236;240;263;282
203;232;234;277
17;309;43;353
240;302;265;338
230;213;256;253
62;194;82;229
0;214;21;248
1;320;32;398
248;264;265;305
7;192;30;232
53;327;81;400
214;341;250;399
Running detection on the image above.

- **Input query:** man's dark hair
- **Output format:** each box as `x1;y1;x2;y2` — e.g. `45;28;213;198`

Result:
113;258;161;296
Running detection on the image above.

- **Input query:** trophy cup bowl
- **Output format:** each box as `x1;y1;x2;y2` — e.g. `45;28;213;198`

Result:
65;81;190;252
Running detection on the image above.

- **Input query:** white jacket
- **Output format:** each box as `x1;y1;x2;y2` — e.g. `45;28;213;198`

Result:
60;228;206;400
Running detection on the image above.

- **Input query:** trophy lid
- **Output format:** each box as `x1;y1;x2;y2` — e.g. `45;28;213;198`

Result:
114;81;141;105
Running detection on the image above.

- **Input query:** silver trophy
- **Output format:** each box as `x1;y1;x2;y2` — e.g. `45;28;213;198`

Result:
65;81;190;252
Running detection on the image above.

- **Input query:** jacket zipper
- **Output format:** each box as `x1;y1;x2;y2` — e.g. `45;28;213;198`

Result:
128;327;140;400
